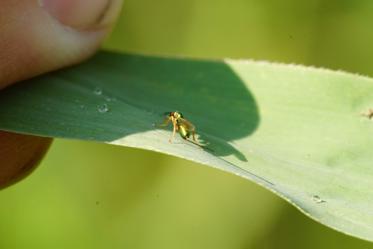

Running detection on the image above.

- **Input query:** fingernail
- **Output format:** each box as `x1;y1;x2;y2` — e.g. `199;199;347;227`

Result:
39;0;123;30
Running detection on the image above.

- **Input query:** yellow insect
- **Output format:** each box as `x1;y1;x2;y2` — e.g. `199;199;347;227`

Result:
161;111;203;146
361;108;373;119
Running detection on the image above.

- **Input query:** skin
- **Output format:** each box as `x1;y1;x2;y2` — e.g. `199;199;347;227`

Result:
0;0;123;189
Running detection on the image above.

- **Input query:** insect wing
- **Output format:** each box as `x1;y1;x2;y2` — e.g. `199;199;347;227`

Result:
178;118;195;131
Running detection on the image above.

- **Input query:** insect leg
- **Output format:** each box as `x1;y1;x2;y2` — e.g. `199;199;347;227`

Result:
192;130;197;142
169;118;177;143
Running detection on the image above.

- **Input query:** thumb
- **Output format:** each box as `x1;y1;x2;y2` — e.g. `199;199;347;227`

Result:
0;0;123;88
0;0;123;189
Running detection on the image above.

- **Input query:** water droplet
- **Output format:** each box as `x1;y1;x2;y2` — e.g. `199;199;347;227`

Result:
97;103;109;113
312;195;326;204
105;97;117;102
94;87;102;95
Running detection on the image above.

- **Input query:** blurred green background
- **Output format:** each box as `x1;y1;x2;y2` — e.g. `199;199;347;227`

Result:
1;1;373;248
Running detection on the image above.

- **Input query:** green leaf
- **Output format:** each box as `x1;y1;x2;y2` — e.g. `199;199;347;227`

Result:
1;51;373;241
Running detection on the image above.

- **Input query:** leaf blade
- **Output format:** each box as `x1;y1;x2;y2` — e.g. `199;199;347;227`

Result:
1;51;373;241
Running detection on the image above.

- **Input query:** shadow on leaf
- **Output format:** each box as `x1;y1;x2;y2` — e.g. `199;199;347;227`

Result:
0;51;259;161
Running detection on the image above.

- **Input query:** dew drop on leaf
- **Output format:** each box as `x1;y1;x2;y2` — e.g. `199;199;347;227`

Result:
97;103;109;113
312;195;326;204
94;87;102;95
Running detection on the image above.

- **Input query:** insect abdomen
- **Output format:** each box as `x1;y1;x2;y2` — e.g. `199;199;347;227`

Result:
179;125;188;138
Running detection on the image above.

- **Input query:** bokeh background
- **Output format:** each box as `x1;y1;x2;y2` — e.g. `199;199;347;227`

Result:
1;1;373;248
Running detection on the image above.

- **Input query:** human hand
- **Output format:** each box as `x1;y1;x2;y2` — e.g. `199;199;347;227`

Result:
0;0;123;189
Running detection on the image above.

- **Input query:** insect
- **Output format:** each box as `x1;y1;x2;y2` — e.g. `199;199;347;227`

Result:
160;111;204;146
361;108;373;119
